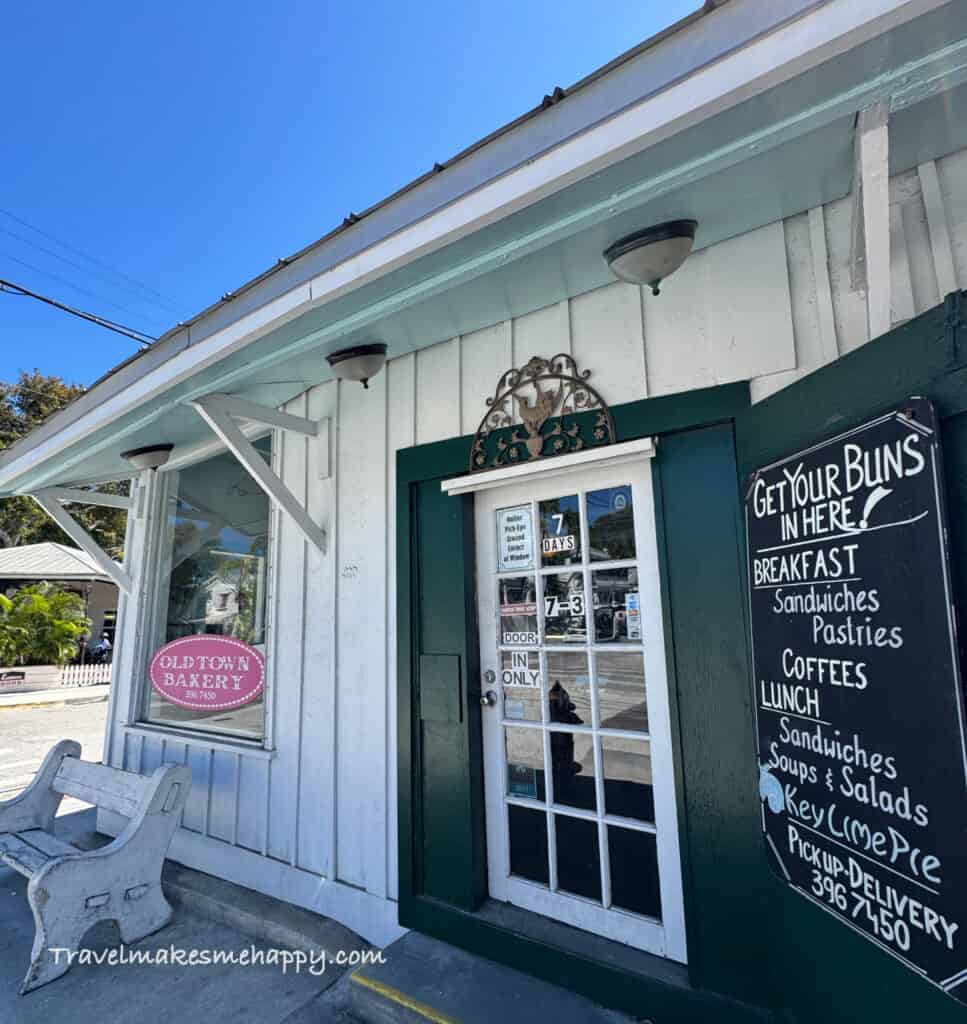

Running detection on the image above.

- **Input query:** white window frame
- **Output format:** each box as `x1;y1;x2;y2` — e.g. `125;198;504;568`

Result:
131;429;279;751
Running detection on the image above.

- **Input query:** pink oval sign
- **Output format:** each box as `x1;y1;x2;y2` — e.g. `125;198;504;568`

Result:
149;636;265;711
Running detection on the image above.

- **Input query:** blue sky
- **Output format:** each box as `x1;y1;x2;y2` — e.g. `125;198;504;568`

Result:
1;2;699;387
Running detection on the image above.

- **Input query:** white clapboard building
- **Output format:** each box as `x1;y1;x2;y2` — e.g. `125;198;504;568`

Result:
3;3;967;1019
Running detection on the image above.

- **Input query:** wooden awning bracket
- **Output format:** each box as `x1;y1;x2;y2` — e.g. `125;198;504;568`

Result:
190;393;327;555
29;488;133;593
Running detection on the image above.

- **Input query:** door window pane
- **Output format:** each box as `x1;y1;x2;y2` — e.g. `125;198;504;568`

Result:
602;737;654;823
587;486;635;561
498;575;538;646
545;651;591;726
555;815;601;901
592;568;640;643
608;826;661;919
551;732;596;812
505;727;545;801
597;651;648;732
508;806;549;886
500;650;541;722
143;438;271;740
539;495;581;566
542;572;586;644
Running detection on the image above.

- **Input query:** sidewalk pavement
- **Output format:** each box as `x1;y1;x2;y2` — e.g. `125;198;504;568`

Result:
0;811;358;1024
0;685;109;709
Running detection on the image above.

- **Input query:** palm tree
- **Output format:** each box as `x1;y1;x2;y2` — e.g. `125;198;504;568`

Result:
0;583;90;666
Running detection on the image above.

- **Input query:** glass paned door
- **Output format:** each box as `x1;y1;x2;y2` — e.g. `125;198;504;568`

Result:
476;458;686;961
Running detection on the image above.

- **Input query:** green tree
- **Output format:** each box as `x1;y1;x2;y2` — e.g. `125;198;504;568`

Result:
0;371;128;557
0;582;90;666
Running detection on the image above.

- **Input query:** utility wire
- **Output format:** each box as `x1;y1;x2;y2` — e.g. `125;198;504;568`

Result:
0;206;191;316
0;224;186;320
1;252;168;330
0;277;156;348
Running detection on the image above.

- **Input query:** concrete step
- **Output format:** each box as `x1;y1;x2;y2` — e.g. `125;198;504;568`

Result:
344;931;636;1024
161;860;369;965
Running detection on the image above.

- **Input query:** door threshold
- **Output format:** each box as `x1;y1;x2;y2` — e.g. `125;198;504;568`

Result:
475;899;689;990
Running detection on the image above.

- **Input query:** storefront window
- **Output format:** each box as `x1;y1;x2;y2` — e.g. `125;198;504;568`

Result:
142;437;271;740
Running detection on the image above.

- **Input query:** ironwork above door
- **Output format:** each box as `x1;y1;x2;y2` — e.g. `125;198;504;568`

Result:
469;355;615;473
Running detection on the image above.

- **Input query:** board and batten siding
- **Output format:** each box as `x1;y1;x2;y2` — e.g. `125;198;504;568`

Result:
101;145;967;948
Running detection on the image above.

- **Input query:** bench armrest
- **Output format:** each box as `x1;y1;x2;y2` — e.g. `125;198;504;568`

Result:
0;740;81;834
28;762;191;899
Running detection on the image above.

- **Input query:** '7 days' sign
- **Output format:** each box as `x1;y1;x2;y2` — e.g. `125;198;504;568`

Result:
746;399;967;1003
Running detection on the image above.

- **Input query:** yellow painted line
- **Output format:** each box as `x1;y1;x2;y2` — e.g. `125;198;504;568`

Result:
350;969;460;1024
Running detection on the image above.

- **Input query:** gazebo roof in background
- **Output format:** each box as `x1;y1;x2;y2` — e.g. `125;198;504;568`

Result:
0;542;118;584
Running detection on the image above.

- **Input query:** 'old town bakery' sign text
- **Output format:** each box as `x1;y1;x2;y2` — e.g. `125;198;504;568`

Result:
746;398;967;1003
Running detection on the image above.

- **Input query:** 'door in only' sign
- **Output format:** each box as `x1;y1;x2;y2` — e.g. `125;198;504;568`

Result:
149;635;265;711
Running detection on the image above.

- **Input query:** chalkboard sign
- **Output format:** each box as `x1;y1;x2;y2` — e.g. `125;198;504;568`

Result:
746;398;967;1002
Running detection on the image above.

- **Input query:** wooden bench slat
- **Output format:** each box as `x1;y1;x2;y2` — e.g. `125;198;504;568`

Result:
51;757;150;818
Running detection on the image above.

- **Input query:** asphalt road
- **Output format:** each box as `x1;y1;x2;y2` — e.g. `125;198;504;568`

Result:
0;696;109;811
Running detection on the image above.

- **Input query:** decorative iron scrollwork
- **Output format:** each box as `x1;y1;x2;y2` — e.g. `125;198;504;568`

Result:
469;354;615;473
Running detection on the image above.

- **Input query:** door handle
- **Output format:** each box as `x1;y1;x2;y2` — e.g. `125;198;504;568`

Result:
480;689;498;707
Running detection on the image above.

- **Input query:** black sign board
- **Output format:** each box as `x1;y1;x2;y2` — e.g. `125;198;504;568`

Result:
745;398;967;1002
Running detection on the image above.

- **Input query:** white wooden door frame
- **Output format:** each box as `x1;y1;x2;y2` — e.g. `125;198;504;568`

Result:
473;455;687;962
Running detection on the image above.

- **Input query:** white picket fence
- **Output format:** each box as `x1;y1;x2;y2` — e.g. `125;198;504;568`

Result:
59;663;112;687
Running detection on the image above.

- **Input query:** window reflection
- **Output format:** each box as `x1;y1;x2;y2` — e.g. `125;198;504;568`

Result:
546;651;590;724
505;727;546;801
500;650;542;722
602;736;654;822
587;486;635;561
609;826;661;919
508;806;549;886
592;567;641;643
498;575;538;646
555;815;601;901
597;651;648;732
539;495;581;566
542;572;585;643
144;438;271;740
551;730;595;812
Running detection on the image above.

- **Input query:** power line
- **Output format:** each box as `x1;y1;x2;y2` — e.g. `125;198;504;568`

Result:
0;277;156;348
0;206;191;316
0;224;187;319
1;252;168;330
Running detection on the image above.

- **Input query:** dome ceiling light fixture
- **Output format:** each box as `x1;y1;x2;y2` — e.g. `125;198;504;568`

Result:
120;443;174;471
603;219;698;295
326;342;388;389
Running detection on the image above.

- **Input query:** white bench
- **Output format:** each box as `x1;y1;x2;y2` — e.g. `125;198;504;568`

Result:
0;740;190;994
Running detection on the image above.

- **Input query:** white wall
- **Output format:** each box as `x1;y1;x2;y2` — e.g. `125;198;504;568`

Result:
102;146;967;947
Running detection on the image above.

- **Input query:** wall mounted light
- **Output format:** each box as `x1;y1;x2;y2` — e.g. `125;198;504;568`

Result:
326;343;388;389
604;219;698;295
120;444;174;471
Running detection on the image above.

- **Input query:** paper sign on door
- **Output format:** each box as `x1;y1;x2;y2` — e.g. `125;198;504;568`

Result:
497;505;534;572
